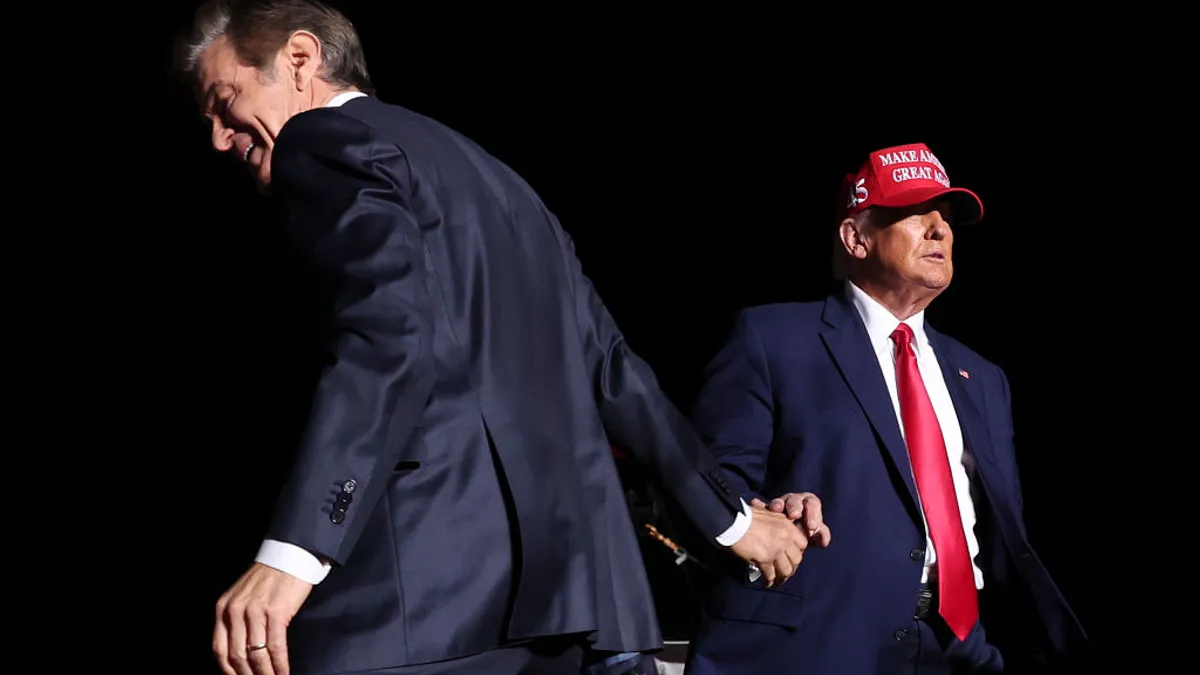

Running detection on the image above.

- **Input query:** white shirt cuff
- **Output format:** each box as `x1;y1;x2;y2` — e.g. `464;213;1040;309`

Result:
255;540;332;585
711;498;762;583
715;498;753;546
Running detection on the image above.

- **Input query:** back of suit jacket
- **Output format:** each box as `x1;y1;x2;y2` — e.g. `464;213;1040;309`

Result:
264;96;742;674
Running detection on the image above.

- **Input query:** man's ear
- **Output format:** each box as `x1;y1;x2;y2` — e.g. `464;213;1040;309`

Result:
283;30;323;90
838;216;870;260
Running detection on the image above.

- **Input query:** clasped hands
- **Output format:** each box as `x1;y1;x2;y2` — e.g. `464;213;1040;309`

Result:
730;492;832;588
210;495;829;673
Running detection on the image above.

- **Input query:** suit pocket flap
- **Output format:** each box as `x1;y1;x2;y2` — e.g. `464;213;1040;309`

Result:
707;586;805;628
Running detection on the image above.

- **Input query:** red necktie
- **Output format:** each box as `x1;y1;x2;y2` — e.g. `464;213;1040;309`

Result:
891;323;978;641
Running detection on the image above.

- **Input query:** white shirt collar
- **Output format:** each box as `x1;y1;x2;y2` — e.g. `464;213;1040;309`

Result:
325;91;368;108
845;279;929;357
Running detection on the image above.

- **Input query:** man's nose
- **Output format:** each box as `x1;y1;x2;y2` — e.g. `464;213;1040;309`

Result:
927;211;950;238
211;122;234;152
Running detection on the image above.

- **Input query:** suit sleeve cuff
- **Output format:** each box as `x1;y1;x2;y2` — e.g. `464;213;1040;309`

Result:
256;539;332;585
714;498;753;547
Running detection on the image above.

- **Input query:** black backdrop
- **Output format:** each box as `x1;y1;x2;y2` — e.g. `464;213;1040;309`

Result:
117;4;1158;670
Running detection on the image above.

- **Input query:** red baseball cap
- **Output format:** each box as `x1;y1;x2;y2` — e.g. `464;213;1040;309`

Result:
839;142;983;225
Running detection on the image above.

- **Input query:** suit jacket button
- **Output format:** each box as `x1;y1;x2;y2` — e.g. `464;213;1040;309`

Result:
893;629;909;641
330;509;346;524
341;479;357;494
910;548;924;561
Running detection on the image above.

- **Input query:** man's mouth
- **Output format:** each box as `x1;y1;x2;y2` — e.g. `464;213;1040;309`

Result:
243;141;255;163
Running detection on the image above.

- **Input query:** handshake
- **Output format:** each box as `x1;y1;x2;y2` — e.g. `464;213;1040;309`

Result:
729;492;831;588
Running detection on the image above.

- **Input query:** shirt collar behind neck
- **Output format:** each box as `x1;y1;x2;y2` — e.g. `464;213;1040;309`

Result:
845;279;929;356
325;91;367;108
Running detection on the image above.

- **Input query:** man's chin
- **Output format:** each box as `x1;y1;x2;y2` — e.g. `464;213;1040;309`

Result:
921;276;951;292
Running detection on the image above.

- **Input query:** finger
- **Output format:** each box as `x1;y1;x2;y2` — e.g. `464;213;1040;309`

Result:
760;560;777;588
772;554;792;586
801;494;824;534
784;493;807;520
785;541;804;570
768;498;786;513
246;605;275;675
811;523;832;547
790;524;810;553
783;492;815;522
267;608;291;675
773;552;796;582
249;647;276;675
227;602;254;675
749;497;766;509
214;599;236;675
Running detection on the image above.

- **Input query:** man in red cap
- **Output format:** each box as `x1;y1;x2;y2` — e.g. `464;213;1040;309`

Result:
683;143;1088;674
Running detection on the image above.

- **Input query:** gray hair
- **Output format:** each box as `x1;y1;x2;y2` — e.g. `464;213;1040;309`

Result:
176;0;373;93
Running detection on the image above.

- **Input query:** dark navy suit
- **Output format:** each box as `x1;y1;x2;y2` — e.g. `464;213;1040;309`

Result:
264;95;744;674
684;286;1087;674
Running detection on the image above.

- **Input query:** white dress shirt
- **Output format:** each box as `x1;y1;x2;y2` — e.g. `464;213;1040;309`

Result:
254;89;751;583
846;280;984;589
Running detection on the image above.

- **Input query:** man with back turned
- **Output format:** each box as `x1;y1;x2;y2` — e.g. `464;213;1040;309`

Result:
174;2;818;674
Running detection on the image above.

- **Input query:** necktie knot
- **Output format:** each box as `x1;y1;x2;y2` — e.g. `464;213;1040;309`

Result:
891;322;915;348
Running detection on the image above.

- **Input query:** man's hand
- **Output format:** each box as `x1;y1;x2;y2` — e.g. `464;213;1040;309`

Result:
729;506;810;587
213;562;313;675
752;492;832;548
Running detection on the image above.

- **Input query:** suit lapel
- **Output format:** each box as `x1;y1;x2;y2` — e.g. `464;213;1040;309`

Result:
928;331;1088;650
926;328;1035;575
819;292;921;523
925;328;1002;477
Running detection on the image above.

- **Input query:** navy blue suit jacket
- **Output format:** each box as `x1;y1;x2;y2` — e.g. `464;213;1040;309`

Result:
684;289;1086;674
265;95;744;674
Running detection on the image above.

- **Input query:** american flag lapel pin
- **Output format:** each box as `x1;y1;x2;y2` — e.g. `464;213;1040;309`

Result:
958;368;970;379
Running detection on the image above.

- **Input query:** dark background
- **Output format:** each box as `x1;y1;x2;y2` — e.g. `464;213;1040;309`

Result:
110;3;1165;671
